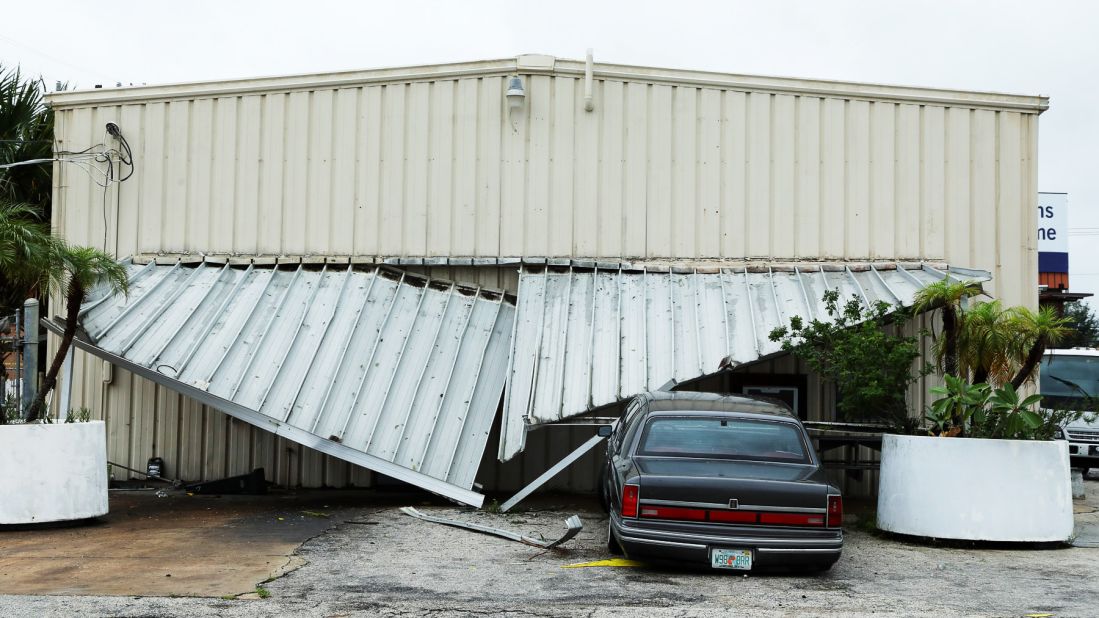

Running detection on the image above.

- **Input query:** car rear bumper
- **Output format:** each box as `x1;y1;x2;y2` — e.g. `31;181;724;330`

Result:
611;512;843;568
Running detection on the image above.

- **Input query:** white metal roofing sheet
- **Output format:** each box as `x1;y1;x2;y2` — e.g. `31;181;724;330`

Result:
499;262;991;460
74;262;515;507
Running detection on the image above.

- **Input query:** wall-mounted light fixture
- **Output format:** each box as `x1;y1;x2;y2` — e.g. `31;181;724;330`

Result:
506;76;526;115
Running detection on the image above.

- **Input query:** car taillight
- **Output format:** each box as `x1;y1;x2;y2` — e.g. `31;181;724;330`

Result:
759;512;825;526
827;495;843;528
621;484;639;518
639;506;707;521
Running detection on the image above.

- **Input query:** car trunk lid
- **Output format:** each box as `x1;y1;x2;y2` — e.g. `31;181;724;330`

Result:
631;457;830;523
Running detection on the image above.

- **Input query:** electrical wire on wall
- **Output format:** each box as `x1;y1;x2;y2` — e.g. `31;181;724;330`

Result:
3;124;136;251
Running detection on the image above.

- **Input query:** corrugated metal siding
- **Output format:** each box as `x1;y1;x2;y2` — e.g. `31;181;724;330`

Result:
48;58;1041;492
69;262;515;505
52;69;1038;307
500;263;991;460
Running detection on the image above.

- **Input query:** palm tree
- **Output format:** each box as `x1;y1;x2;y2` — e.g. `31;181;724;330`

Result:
0;202;58;313
1007;306;1073;389
0;64;54;214
912;279;984;380
957;300;1015;385
0;203;60;424
25;246;128;422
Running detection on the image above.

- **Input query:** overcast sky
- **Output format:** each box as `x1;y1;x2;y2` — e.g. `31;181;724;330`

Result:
6;0;1098;305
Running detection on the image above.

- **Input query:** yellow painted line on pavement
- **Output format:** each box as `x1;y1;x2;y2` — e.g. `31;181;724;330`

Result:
562;558;646;568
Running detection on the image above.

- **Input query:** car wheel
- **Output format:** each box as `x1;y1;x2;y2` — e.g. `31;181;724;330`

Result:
607;519;623;555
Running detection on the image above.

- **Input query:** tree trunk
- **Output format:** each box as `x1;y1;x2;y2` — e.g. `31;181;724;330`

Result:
25;282;83;422
942;306;959;379
1010;336;1047;390
0;360;7;425
973;366;989;385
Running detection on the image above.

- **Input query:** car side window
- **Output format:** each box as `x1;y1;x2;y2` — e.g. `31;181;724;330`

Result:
613;400;642;455
616;401;647;456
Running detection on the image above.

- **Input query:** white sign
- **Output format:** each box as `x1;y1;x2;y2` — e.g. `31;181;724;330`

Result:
1038;192;1068;254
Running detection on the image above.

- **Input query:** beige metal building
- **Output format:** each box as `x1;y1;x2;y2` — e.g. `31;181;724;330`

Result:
46;54;1045;497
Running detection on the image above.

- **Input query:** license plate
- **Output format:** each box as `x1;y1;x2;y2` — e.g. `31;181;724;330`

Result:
711;548;752;570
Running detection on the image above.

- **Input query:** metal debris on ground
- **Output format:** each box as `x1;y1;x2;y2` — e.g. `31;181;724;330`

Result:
107;459;182;486
184;468;267;495
561;558;646;568
400;507;582;549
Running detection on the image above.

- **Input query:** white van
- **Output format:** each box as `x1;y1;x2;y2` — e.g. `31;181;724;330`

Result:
1041;349;1099;473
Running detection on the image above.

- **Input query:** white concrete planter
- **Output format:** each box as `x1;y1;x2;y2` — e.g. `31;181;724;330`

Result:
877;434;1073;542
0;421;109;525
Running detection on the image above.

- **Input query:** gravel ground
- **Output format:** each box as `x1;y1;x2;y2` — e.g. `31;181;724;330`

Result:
3;478;1098;618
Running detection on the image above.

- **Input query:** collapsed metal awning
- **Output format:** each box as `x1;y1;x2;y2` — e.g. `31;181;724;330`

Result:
500;262;991;460
64;261;515;507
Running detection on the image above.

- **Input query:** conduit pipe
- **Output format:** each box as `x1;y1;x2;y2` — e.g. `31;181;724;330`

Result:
584;48;594;112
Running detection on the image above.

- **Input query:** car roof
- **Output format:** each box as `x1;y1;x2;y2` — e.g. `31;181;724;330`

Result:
635;390;797;419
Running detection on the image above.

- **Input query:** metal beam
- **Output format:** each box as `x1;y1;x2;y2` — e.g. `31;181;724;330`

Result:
280;265;355;423
144;263;231;363
202;267;278;386
391;282;455;452
894;262;924;287
691;271;705;376
254;265;327;412
400;507;582;548
311;268;379;433
922;263;952;281
743;268;761;356
362;277;430;450
338;272;405;441
409;287;478;471
79;260;156;319
499;433;607;513
21;299;38;415
794;266;816;321
91;261;182;340
868;264;902;305
584;269;599;409
717;269;733;362
228;265;304;399
442;298;504;483
174;264;255;379
844;266;871;309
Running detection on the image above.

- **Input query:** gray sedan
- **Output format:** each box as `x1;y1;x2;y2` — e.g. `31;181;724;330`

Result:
599;391;843;572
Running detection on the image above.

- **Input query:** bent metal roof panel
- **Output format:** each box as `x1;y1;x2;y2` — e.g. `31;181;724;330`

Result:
499;262;991;461
69;261;515;507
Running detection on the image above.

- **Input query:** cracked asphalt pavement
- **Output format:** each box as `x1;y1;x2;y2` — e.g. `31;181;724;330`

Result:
3;478;1098;617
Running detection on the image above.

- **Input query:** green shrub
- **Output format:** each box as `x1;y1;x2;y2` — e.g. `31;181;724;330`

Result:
769;290;931;433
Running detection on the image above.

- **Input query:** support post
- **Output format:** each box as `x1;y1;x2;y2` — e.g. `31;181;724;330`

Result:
500;433;607;513
21;299;38;416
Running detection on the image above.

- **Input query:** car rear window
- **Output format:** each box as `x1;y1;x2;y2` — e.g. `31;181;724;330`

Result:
637;416;810;463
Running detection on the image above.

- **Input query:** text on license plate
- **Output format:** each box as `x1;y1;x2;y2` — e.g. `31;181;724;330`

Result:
711;548;752;570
